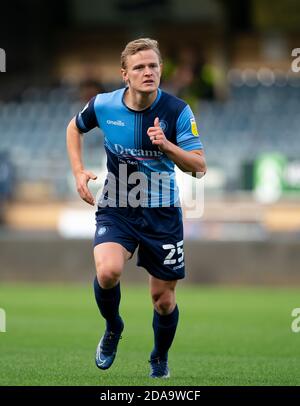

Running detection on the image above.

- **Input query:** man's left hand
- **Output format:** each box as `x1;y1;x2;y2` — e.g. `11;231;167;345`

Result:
147;117;170;152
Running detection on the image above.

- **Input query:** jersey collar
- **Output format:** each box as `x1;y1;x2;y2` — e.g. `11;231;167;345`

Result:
122;87;162;113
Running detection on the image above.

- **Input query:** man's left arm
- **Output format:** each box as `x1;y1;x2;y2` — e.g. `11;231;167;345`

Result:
161;143;206;176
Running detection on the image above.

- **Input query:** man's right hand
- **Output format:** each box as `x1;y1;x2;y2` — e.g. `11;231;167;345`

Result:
75;170;97;206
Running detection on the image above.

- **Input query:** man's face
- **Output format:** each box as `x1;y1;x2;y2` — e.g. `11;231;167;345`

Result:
121;49;162;94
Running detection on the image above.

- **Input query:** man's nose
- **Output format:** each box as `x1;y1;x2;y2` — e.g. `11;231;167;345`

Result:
144;67;152;75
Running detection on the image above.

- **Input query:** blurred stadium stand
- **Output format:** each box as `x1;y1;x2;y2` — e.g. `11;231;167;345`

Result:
200;76;300;188
1;0;300;283
1;76;299;198
0;151;14;223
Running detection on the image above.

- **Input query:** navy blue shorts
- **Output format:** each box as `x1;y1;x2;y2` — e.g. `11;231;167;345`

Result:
94;206;185;281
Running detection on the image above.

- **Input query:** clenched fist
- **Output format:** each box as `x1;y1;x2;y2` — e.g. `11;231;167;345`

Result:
147;117;171;153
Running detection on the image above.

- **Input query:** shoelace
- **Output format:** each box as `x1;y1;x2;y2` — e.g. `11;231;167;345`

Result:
101;331;122;354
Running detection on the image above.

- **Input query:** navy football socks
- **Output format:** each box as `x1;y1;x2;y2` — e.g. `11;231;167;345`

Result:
93;277;123;333
151;304;179;361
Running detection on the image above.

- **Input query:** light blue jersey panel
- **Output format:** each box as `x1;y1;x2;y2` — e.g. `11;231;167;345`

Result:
94;90;136;150
176;105;203;151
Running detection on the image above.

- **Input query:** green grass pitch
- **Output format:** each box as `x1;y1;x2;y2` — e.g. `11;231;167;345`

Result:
0;283;300;386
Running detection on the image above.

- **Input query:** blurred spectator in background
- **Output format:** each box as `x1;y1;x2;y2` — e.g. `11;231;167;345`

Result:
79;78;106;104
162;45;216;110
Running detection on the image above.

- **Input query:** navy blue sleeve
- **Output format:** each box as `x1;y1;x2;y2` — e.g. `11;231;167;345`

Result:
75;96;98;133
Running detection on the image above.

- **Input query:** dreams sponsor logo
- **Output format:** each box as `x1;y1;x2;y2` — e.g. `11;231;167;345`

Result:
114;144;163;158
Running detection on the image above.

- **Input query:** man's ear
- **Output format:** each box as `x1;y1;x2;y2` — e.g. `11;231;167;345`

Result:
159;63;163;77
121;68;127;83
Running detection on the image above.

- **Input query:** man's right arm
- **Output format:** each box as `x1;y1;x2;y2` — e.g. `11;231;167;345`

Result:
66;117;97;206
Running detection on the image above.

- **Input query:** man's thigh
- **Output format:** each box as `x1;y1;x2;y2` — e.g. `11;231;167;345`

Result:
94;242;132;264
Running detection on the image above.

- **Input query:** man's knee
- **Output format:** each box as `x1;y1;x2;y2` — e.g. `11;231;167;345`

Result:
95;256;123;288
152;290;175;315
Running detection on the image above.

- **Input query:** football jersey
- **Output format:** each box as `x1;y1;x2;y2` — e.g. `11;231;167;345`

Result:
75;87;203;207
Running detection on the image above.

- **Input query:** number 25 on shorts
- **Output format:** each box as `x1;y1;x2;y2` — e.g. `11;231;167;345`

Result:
162;240;184;265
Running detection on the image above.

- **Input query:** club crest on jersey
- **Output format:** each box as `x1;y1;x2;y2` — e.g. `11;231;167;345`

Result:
159;120;168;133
190;118;199;136
97;226;108;236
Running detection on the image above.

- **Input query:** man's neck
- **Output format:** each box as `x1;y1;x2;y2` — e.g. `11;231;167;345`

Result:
124;88;158;111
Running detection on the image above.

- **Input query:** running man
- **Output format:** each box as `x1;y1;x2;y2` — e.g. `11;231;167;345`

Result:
66;38;206;378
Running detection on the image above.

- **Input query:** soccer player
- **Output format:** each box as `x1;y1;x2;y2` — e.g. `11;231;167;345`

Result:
66;38;206;378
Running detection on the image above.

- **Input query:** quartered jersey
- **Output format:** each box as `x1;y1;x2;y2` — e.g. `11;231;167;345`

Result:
75;87;203;207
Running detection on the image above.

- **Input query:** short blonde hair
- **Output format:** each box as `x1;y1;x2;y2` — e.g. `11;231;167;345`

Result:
121;38;162;69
